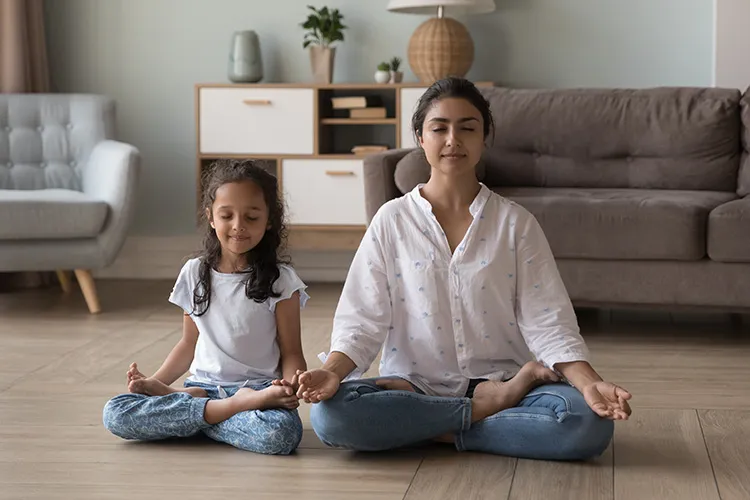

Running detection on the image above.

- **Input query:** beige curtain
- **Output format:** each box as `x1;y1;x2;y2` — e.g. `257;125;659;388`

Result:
0;0;49;93
0;0;52;292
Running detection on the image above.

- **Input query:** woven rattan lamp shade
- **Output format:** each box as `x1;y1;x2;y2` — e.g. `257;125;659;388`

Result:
388;0;496;83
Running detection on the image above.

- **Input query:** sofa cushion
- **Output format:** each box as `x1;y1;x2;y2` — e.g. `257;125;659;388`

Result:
708;198;750;262
394;149;486;194
0;189;108;240
481;87;741;192
493;187;737;261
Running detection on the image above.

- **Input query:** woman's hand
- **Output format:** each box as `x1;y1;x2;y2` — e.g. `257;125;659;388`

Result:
296;368;340;403
582;381;632;420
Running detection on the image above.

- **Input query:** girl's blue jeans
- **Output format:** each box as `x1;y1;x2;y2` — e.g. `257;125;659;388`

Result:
102;380;303;455
310;379;614;460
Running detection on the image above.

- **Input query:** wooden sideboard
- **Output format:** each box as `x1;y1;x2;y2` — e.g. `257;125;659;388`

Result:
194;82;492;251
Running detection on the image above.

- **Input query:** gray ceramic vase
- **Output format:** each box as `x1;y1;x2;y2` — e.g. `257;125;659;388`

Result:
228;30;263;83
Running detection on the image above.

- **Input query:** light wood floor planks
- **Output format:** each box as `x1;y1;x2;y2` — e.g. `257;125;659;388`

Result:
0;280;748;499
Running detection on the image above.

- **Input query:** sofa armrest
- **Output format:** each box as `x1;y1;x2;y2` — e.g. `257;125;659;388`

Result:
82;140;141;267
363;148;414;223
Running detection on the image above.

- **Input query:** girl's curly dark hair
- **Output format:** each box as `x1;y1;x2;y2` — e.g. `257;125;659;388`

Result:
192;159;290;316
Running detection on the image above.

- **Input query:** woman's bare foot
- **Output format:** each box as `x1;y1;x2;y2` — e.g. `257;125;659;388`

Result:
203;385;300;425
128;377;208;398
375;378;416;392
433;433;455;444
470;361;559;423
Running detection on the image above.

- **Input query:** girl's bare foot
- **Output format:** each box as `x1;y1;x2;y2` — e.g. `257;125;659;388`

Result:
128;377;207;398
232;386;300;411
129;377;176;396
126;362;146;385
203;385;300;425
471;361;559;422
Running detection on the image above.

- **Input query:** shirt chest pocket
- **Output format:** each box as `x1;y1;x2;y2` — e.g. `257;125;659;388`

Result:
394;257;441;320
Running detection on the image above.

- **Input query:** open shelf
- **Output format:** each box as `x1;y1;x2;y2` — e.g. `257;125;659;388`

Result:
320;118;397;125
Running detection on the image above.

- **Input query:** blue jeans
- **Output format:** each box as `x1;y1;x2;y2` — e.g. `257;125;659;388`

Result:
309;379;613;461
102;380;303;455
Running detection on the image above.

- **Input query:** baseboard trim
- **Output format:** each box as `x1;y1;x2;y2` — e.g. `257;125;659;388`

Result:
94;235;354;283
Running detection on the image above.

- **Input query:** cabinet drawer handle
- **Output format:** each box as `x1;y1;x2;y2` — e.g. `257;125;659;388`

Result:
325;170;355;176
242;99;272;105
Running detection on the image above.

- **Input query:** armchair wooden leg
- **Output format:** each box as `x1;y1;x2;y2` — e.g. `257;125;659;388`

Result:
74;269;101;314
56;270;73;294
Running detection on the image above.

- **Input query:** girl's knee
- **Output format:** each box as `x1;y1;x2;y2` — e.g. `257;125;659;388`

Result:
102;394;141;438
239;410;303;455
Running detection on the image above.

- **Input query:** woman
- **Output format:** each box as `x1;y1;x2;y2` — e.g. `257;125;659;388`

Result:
296;77;632;460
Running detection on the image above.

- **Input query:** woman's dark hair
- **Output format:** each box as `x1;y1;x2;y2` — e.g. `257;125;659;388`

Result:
192;158;289;316
411;77;495;144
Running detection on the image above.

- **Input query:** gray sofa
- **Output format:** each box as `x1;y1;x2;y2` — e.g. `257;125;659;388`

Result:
0;94;140;313
363;86;750;312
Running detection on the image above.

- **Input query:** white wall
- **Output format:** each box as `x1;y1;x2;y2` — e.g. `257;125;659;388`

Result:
44;0;715;238
714;0;750;90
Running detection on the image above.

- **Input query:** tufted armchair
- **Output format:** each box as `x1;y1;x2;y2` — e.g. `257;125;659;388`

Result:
0;94;140;313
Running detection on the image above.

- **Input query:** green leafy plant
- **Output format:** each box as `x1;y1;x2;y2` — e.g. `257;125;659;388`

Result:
377;61;391;71
301;5;346;48
390;57;402;72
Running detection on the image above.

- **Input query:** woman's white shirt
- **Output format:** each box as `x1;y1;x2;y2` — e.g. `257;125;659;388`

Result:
328;184;588;397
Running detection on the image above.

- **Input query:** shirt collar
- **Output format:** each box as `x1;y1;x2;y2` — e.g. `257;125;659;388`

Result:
409;183;492;219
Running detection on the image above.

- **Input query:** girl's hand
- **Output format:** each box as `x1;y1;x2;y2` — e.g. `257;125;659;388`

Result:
272;372;300;396
296;368;340;403
582;381;632;420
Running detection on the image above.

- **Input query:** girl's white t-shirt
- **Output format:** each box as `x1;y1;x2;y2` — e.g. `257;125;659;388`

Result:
168;258;309;386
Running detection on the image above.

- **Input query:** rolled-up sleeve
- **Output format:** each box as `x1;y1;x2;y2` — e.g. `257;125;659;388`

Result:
329;215;392;373
514;212;590;370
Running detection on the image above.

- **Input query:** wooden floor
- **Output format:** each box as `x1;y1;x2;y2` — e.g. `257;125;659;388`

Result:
1;280;749;500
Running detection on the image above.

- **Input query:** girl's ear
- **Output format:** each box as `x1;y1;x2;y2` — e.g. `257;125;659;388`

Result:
205;208;214;229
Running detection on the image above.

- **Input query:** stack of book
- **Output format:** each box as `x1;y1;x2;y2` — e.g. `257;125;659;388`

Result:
351;145;388;155
331;96;387;119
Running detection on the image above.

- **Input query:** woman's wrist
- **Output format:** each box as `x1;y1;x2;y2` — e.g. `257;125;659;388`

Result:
553;361;603;390
323;351;357;382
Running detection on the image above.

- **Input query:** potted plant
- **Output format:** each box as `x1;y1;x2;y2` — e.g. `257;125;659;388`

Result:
301;5;346;83
389;57;403;83
375;61;390;84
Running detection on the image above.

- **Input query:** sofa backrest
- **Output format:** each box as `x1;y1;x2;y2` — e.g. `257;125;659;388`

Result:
481;86;741;192
739;90;750;196
0;94;114;191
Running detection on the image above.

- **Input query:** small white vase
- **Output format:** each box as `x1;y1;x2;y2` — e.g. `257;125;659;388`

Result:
374;70;390;84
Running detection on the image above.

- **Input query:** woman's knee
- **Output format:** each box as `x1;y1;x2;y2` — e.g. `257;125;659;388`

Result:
563;410;614;460
309;384;368;448
527;384;614;460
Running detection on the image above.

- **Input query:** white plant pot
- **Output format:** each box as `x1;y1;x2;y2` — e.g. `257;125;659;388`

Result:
374;70;390;84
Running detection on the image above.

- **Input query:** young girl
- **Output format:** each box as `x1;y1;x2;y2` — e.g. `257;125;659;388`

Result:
103;159;308;455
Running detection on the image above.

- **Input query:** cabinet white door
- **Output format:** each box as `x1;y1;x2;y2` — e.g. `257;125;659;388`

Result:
400;87;428;149
282;159;367;225
199;88;314;155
